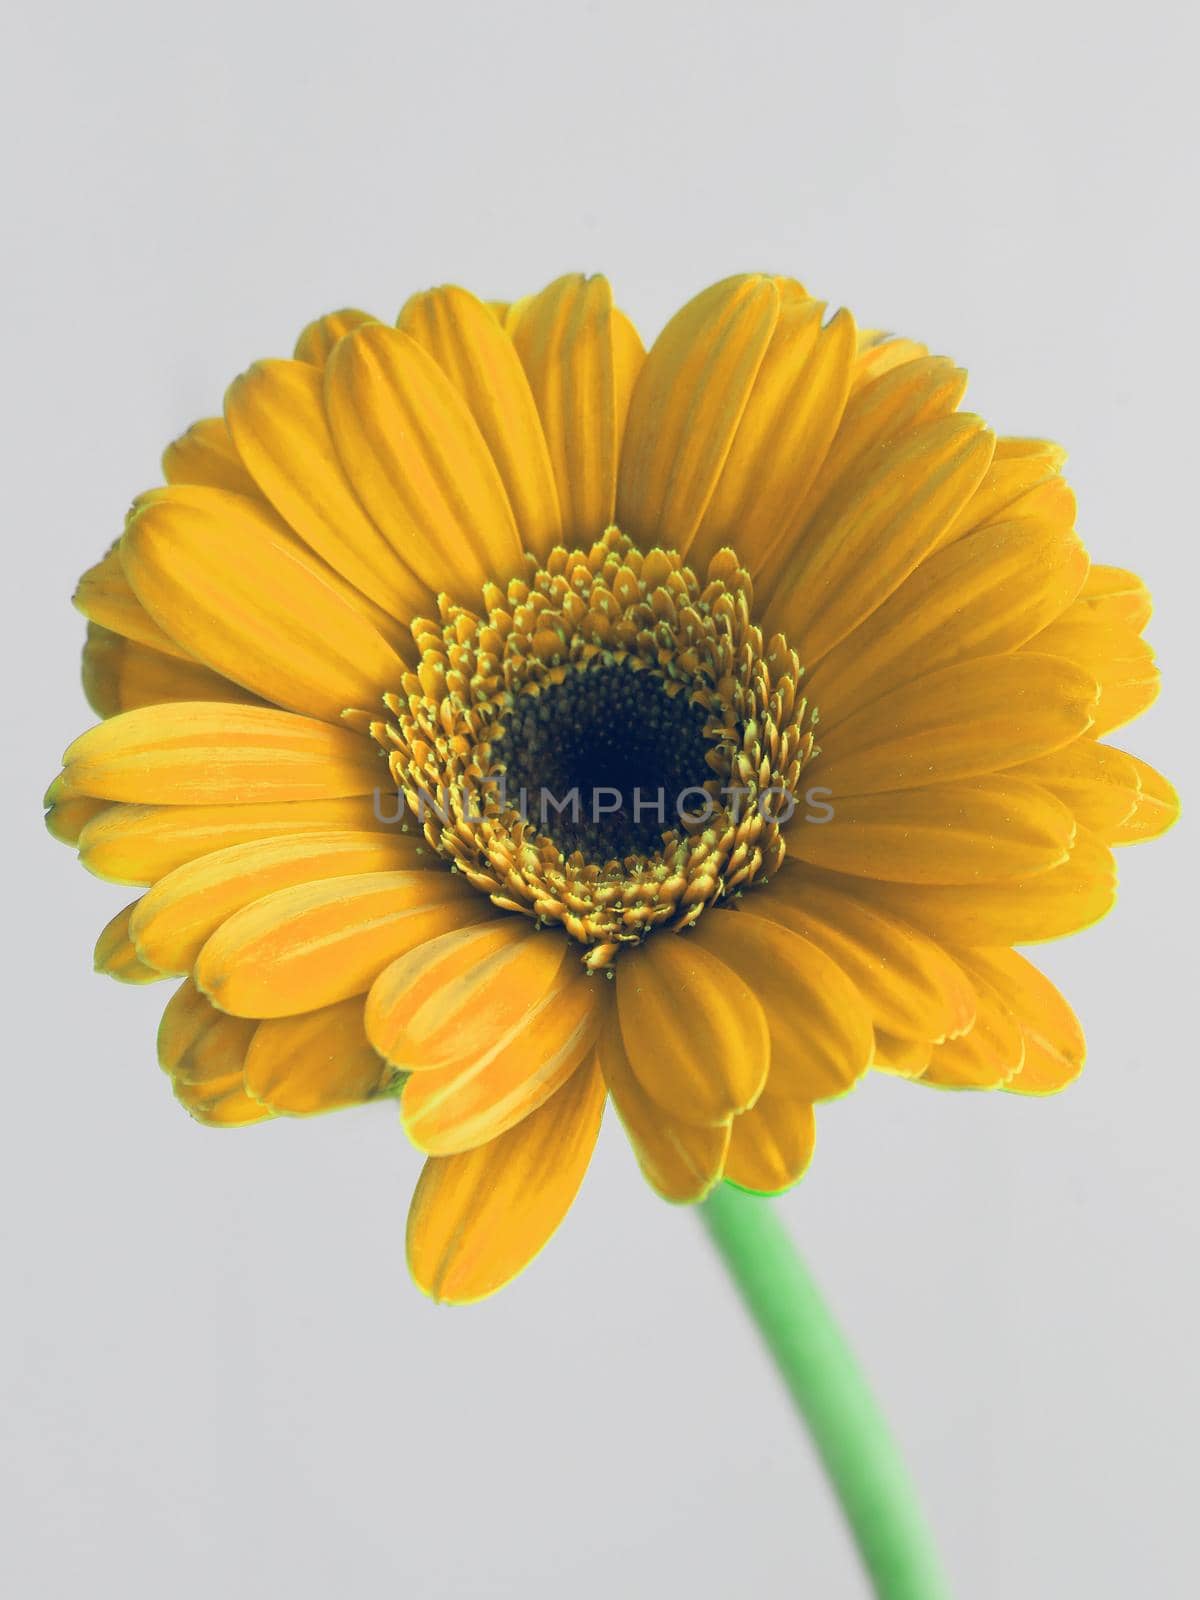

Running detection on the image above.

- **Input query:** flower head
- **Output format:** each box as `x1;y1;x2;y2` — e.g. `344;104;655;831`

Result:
47;274;1178;1301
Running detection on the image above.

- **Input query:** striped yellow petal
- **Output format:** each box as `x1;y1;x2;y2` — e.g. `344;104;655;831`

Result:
1108;755;1180;845
724;1095;816;1196
293;308;377;365
398;284;562;562
224;358;433;625
595;1007;729;1202
764;413;995;660
616;274;781;554
689;912;872;1099
849;833;1117;945
122;485;406;721
73;545;192;661
406;1055;606;1304
82;624;257;718
162;416;259;495
953;948;1085;1096
615;933;770;1126
398;932;603;1154
76;795;399;885
366;919;547;1070
325;323;523;600
94;900;167;985
243;998;388;1114
804;518;1089;723
131;831;427;975
787;777;1075;884
813;653;1098;797
196;870;488;1019
686;289;857;575
510;274;641;543
746;876;976;1044
55;703;383;805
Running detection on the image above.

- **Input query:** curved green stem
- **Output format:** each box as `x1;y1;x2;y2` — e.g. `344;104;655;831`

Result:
699;1184;950;1600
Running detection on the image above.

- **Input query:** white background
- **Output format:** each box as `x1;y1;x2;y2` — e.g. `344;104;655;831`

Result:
2;2;1196;1594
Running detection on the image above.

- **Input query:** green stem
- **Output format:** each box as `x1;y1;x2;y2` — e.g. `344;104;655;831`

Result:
699;1184;950;1600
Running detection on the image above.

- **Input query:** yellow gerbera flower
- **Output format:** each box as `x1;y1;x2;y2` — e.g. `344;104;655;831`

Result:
45;274;1178;1303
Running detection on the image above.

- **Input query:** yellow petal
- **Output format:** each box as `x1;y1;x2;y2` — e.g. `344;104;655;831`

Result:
158;978;270;1126
94;900;167;985
757;353;967;593
689;911;872;1099
850;331;928;388
293;308;378;365
942;436;1069;542
406;1055;606;1304
77;794;400;885
73;545;192;661
952;948;1085;1096
595;1008;728;1202
82;623;257;718
920;973;1024;1089
616;274;780;553
615;933;769;1126
984;473;1078;541
745;876;976;1044
45;794;110;848
687;289;857;575
398;284;562;561
787;777;1075;883
814;652;1098;797
398;931;603;1154
132;830;428;974
848;833;1117;945
159;978;257;1082
764;413;995;660
1108;754;1180;845
244;998;388;1114
195;869;488;1018
511;274;641;543
56;703;383;804
724;1095;816;1196
161;416;259;495
173;1074;274;1126
1088;677;1161;736
122;485;406;721
1011;740;1141;837
1023;607;1160;739
367;919;548;1069
325;323;523;600
872;1032;932;1077
1077;564;1153;632
804;518;1089;724
224;358;433;624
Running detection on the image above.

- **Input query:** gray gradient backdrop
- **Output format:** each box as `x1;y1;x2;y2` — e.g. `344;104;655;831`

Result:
3;3;1196;1595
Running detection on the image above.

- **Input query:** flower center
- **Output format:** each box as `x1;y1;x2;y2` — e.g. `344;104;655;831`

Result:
489;660;715;860
369;529;817;968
